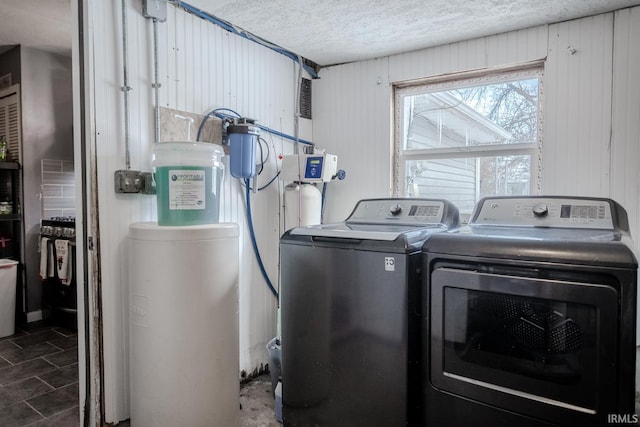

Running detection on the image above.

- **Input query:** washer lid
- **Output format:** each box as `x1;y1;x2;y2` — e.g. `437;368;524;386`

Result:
289;222;448;241
289;197;459;241
129;222;239;241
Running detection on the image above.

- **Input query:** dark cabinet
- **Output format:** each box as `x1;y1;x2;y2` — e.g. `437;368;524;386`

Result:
0;161;25;326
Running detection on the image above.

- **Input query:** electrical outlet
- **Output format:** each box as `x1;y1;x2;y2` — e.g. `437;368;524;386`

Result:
115;170;144;193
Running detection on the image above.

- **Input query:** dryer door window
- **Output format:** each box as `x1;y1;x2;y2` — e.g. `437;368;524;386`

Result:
430;268;618;420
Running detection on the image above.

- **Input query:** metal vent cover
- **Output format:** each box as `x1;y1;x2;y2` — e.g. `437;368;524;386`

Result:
299;77;311;119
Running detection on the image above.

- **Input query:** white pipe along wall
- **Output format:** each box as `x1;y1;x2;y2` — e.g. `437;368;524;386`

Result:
85;0;311;422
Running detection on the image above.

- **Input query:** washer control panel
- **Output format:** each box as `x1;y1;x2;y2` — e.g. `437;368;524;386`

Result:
472;197;615;229
347;198;455;226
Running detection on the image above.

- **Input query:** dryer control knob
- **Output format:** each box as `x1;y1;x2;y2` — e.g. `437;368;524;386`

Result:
390;204;402;215
532;203;549;217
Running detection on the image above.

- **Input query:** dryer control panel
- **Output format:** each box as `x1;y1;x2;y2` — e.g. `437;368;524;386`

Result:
471;196;616;229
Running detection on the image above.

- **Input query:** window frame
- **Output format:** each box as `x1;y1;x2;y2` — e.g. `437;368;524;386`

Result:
393;64;544;209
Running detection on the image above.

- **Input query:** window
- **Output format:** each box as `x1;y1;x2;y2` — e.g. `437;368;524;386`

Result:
394;67;542;219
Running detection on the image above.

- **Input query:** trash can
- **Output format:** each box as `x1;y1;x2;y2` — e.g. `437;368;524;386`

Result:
266;336;281;395
0;259;19;338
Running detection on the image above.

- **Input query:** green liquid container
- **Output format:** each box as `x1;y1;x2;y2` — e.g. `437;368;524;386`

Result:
152;142;225;226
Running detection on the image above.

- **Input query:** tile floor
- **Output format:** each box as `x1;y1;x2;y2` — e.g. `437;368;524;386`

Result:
0;319;278;427
3;321;638;426
0;321;79;427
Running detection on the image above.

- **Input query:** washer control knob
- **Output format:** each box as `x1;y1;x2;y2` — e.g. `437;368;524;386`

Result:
532;203;549;217
390;204;402;215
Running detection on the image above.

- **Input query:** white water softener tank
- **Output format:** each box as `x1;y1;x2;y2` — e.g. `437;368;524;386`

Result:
129;222;239;427
284;183;322;228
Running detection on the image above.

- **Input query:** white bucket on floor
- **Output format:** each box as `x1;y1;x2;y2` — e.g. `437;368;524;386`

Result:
0;259;19;338
275;381;283;423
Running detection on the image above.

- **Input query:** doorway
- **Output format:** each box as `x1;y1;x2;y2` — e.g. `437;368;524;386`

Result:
0;1;90;425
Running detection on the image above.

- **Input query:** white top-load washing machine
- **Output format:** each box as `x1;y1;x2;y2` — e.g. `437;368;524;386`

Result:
280;198;460;426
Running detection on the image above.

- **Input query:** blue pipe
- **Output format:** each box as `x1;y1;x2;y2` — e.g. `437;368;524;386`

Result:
197;109;314;146
175;1;318;78
195;108;241;142
245;178;279;299
255;124;313;146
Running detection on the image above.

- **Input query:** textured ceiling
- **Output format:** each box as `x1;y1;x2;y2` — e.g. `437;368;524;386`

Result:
1;0;640;65
187;0;640;66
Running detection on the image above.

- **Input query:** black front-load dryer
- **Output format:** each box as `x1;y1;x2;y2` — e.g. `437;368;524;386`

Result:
422;196;637;427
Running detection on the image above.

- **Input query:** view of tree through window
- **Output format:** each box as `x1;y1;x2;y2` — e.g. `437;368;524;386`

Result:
456;79;538;144
396;69;541;216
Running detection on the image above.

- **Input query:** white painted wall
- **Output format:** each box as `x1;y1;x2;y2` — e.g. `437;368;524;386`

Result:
313;5;640;352
314;26;549;222
86;1;308;423
314;8;640;252
84;1;640;422
611;7;640;262
544;14;613;196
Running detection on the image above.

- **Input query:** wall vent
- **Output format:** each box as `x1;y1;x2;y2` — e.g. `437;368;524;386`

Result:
0;87;21;163
299;78;312;119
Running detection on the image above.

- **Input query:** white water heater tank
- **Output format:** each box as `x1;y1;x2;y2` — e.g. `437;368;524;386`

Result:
128;222;239;427
284;183;322;229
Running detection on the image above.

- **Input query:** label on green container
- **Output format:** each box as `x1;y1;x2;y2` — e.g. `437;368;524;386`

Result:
155;165;222;226
168;169;205;210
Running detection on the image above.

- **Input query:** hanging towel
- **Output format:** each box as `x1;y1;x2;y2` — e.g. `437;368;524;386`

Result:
40;237;56;279
39;237;49;279
63;245;73;286
55;239;70;285
49;240;56;278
